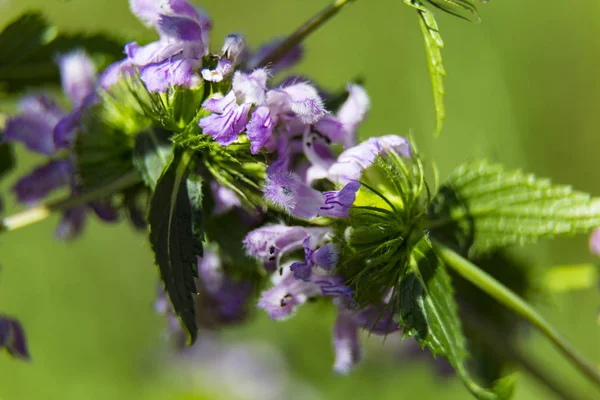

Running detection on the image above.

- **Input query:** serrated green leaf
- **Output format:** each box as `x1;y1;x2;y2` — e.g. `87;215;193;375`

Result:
148;149;202;344
0;12;124;94
429;160;600;257
133;128;174;190
405;1;446;135
401;235;514;399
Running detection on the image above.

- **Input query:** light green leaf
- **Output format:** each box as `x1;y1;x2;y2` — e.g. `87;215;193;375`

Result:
148;149;202;344
405;1;446;135
400;235;514;399
429;160;600;257
133;127;174;190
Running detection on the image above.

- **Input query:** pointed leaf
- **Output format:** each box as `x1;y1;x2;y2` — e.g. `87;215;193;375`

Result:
133;128;174;190
405;1;446;135
429;160;600;257
400;235;514;399
148;150;202;343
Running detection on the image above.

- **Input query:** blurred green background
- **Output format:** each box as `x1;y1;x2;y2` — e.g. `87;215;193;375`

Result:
0;0;599;399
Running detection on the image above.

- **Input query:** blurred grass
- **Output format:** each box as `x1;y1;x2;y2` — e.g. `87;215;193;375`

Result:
0;0;599;399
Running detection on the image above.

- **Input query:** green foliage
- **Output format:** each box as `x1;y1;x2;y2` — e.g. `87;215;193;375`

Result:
133;128;174;190
401;236;514;400
0;12;123;94
428;160;600;257
424;0;485;22
148;150;202;344
338;150;431;307
404;1;488;134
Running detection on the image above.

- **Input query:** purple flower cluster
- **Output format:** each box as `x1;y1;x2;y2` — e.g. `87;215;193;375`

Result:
4;51;118;239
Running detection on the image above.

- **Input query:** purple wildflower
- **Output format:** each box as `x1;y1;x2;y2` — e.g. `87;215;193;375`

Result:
328;135;411;185
4;96;65;155
318;180;361;219
290;236;339;281
257;267;346;320
0;316;29;360
244;224;328;271
263;170;324;219
199;69;269;146
333;310;361;374
12;160;73;205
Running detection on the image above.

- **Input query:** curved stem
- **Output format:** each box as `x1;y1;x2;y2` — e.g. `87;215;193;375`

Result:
252;0;358;69
433;241;600;389
1;170;141;232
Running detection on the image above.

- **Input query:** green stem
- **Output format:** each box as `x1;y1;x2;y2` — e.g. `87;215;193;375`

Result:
433;241;600;390
1;170;141;232
252;0;358;68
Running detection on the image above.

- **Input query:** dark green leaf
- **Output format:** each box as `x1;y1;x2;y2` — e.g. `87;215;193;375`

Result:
133;128;174;190
148;150;202;343
428;160;600;257
400;235;514;399
0;12;124;93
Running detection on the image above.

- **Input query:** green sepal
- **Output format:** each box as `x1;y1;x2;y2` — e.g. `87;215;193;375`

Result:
428;160;600;257
400;235;514;400
148;149;203;344
424;0;485;22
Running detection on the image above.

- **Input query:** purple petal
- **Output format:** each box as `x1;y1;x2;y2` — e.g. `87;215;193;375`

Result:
243;224;321;271
335;84;370;147
13;160;72;205
5;96;65;155
201;58;232;83
56;206;87;240
313;116;345;143
98;59;134;89
0;316;30;359
53;111;80;150
58;51;96;108
130;0;161;26
211;181;241;215
277;83;327;124
333;311;361;374
257;271;322;320
89;201;120;222
157;14;204;43
590;227;600;255
221;34;246;63
199;92;251;146
248;38;303;73
232;70;268;105
263;170;323;219
139;56;202;92
303;129;336;183
318;180;361;218
247;106;276;154
290;260;312;282
328;135;411;185
311;243;339;270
